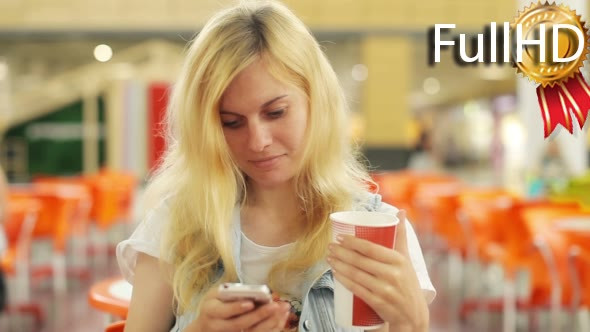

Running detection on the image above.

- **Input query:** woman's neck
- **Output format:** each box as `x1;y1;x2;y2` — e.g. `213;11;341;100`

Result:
246;179;300;209
241;181;304;245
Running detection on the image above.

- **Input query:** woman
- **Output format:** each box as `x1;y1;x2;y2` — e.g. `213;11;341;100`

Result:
117;1;435;331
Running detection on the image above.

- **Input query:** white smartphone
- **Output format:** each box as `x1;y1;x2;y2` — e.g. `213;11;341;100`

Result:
217;283;272;305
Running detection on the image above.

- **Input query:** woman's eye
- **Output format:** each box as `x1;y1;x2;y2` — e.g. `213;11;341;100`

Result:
222;119;242;128
267;109;285;118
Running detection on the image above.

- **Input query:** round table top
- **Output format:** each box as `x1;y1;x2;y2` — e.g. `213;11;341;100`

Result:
88;277;132;318
108;279;133;301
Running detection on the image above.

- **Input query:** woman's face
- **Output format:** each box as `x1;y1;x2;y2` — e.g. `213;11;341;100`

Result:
220;59;308;189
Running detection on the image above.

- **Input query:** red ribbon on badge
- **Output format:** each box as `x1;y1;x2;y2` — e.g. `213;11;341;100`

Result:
536;73;590;138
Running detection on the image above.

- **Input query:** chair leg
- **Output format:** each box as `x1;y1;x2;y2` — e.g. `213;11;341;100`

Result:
52;253;67;294
528;308;539;332
71;230;89;269
14;262;30;303
567;247;581;332
448;250;464;329
98;226;110;268
457;208;489;330
533;236;561;332
578;309;590;332
503;278;517;332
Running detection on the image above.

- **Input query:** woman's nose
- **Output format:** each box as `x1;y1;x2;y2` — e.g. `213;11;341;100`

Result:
248;122;272;152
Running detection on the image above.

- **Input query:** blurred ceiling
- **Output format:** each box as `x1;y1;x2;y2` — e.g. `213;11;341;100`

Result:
409;34;516;110
0;0;522;115
1;40;184;130
0;33;517;115
0;37;186;92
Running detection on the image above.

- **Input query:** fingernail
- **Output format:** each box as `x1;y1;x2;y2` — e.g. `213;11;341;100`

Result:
336;235;343;243
328;243;334;251
241;301;253;309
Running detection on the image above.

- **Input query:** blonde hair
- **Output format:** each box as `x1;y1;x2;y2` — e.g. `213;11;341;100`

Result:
144;0;372;314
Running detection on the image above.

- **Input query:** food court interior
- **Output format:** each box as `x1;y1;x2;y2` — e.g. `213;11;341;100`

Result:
1;0;590;331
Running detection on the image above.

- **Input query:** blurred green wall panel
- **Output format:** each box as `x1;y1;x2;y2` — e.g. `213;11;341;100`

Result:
3;98;106;180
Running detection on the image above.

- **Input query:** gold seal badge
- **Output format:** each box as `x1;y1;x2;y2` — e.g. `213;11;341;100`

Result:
512;2;589;87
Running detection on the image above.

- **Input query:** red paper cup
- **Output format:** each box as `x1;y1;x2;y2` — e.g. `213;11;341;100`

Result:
330;211;399;329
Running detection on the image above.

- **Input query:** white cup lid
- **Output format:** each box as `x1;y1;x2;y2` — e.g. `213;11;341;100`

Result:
330;211;398;227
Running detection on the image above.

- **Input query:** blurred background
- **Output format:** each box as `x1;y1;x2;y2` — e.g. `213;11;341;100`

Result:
1;0;590;331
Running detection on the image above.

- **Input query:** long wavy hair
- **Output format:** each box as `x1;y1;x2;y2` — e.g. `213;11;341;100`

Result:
144;0;373;314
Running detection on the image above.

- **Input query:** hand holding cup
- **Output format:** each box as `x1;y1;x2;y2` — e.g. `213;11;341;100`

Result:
327;210;428;331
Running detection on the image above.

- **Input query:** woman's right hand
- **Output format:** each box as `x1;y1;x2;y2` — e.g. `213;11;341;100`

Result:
188;286;291;332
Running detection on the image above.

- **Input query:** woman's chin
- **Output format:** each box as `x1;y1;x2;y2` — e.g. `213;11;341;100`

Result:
248;173;294;189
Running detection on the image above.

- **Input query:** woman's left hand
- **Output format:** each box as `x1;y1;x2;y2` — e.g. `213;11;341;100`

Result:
327;210;429;332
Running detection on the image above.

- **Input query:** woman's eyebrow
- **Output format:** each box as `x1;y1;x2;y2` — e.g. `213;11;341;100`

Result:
261;94;288;108
220;94;288;115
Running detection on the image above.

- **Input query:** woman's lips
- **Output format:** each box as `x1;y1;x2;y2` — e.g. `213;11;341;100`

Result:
250;155;284;169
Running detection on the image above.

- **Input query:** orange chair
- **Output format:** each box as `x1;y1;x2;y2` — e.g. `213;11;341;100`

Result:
519;204;582;304
456;189;518;263
31;182;92;248
570;246;590;317
550;214;590;321
36;172;130;228
454;188;518;280
373;170;460;235
411;179;464;251
1;194;44;328
372;170;418;219
460;200;583;331
36;171;138;268
452;190;523;331
98;168;137;222
81;173;130;267
105;320;126;332
521;207;590;332
416;186;514;329
11;182;92;293
38;181;92;289
78;175;121;230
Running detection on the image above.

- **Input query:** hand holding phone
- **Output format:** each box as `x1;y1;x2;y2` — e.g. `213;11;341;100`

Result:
217;283;272;305
187;283;289;332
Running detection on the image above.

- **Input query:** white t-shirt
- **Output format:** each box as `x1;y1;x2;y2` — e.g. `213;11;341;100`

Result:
240;232;303;330
240;231;300;297
116;199;436;304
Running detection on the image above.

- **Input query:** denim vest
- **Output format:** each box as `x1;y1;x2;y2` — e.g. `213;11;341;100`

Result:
171;194;383;332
